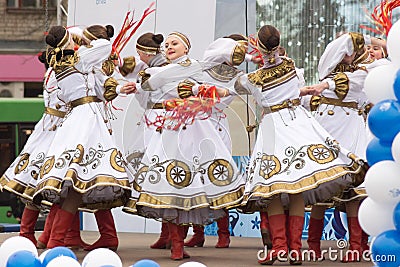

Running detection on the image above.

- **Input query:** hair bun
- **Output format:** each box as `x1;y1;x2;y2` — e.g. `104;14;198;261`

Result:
152;34;164;45
105;25;114;38
45;34;57;47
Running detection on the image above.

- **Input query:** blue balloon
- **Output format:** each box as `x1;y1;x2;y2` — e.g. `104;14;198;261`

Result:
368;99;400;142
371;230;400;267
393;202;400;231
43;246;77;267
6;250;41;267
393;69;400;101
366;138;394;166
131;259;161;267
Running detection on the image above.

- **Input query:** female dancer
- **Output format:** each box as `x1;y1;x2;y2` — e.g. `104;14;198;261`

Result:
305;34;386;263
0;51;66;247
127;31;245;260
234;25;366;265
32;25;135;249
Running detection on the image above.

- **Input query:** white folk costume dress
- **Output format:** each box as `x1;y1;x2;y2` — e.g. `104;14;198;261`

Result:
0;68;66;202
311;33;371;203
234;52;365;211
32;40;131;210
123;53;169;204
123;55;245;225
202;37;247;150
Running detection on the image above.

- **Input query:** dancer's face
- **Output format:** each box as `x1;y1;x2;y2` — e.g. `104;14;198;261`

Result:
164;36;187;61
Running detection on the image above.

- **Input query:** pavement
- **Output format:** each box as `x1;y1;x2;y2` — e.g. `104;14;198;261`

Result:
0;232;374;267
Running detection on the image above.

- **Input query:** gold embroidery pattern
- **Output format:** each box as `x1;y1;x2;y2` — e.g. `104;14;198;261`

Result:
126;151;145;172
53;54;80;75
110;149;126;173
250;138;340;181
247;58;296;91
29;152;47;181
40;156;55;179
205;64;242;82
72;144;84;164
232;44;246;66
258;154;281;179
177;79;195;99
120;56;136;77
102;59;115;76
103;77;119;101
166;160;191;188
178;58;191;67
208;159;235;186
14;153;30;175
332;73;349;100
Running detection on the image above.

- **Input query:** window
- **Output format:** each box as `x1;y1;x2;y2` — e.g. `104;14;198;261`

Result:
7;0;57;9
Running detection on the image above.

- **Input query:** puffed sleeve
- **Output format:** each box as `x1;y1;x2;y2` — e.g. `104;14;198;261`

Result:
76;39;112;72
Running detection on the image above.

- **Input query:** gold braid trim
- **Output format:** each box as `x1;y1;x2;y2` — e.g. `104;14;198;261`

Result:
231;44;246;66
102;59;115;76
104;77;119;101
177;79;195;99
331;63;359;74
247;58;296;91
120;56;136;77
53;53;80;74
332;72;350;100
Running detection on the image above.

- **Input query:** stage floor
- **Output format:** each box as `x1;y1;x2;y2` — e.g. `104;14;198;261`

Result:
0;232;373;267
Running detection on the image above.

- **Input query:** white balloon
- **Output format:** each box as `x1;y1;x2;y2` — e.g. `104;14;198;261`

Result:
388;20;400;66
0;236;38;267
46;256;81;267
38;249;50;263
364;64;398;103
364;160;400;205
179;262;208;267
391;132;400;163
82;248;122;267
358;197;396;236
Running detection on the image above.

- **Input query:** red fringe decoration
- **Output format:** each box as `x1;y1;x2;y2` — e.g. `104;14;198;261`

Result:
145;85;223;131
247;35;264;67
113;2;156;60
361;0;400;36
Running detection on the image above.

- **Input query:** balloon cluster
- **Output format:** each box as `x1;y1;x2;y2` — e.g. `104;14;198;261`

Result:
359;20;400;267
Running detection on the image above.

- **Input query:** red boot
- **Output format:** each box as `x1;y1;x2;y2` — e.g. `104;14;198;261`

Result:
215;213;230;248
260;211;272;249
341;217;362;263
84;209;118;251
64;212;88;250
361;230;369;252
150;222;170;249
307;217;324;261
37;204;60;249
169;222;190;260
184;225;205;247
19;207;39;246
47;208;75;249
288;216;304;265
258;214;288;265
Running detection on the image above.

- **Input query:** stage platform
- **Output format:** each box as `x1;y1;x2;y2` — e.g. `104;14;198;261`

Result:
0;232;373;267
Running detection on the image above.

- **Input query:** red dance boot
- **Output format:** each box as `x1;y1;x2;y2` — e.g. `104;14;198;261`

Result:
288;216;304;265
19;207;40;246
37;204;60;249
215;213;230;248
260;211;272;249
150;222;170;249
47;208;75;249
64;212;88;250
84;209;118;251
361;230;369;252
307;217;324;261
341;217;362;263
184;225;205;247
258;214;288;265
169;222;190;260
